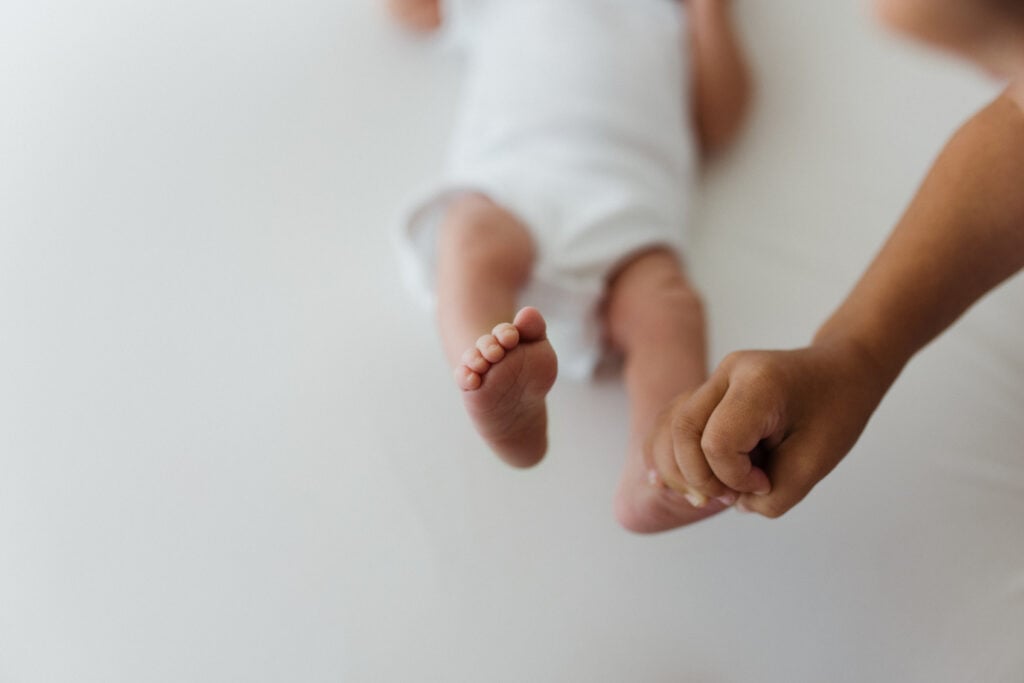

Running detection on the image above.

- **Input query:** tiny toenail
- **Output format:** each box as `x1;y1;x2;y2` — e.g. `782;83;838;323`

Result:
647;469;660;487
717;493;737;506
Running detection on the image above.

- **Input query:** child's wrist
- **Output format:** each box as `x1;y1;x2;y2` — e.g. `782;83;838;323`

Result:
810;326;906;395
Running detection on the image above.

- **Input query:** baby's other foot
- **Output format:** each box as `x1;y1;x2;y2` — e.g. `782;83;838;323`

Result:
614;403;733;533
614;460;731;533
455;307;558;468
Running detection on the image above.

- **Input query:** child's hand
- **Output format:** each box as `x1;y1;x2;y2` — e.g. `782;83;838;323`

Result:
649;341;892;517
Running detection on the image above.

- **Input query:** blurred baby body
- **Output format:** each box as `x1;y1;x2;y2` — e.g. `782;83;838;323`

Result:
399;0;698;379
394;0;750;532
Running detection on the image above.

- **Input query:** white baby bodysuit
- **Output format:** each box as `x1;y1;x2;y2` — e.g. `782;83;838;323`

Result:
397;0;697;378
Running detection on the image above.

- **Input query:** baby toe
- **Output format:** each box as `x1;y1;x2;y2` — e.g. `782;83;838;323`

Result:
476;334;505;363
455;365;482;391
461;347;490;374
491;322;520;350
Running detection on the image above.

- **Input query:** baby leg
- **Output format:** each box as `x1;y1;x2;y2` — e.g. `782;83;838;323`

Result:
437;194;558;468
604;249;731;532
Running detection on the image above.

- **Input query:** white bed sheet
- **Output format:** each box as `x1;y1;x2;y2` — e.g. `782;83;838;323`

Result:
1;0;1021;681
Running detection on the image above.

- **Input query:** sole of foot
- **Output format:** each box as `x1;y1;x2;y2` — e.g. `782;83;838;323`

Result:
613;435;732;533
455;307;558;468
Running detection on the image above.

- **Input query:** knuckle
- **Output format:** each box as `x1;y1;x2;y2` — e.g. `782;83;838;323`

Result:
671;411;703;439
700;429;731;459
737;360;778;390
720;351;746;371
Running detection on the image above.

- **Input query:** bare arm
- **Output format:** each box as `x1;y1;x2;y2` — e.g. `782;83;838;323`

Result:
650;86;1024;518
685;0;754;157
815;88;1024;377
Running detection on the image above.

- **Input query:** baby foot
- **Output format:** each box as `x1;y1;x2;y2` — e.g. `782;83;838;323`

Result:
614;404;733;533
454;307;558;468
614;458;731;533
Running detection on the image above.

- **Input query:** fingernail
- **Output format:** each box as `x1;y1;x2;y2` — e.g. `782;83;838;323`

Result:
735;500;752;514
684;493;708;508
716;493;737;506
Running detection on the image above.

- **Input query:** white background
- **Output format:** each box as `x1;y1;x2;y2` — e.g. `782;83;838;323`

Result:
2;1;1023;681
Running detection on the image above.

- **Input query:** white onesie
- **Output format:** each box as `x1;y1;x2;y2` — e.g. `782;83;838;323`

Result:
397;0;697;379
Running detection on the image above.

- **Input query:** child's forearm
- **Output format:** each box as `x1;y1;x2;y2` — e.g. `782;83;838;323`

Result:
813;90;1024;381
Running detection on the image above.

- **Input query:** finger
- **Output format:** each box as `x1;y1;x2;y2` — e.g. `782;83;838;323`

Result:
699;379;778;495
733;433;828;519
648;426;720;509
671;376;740;506
646;407;690;495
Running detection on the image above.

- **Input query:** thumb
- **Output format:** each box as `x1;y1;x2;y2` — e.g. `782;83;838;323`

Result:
733;432;832;519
